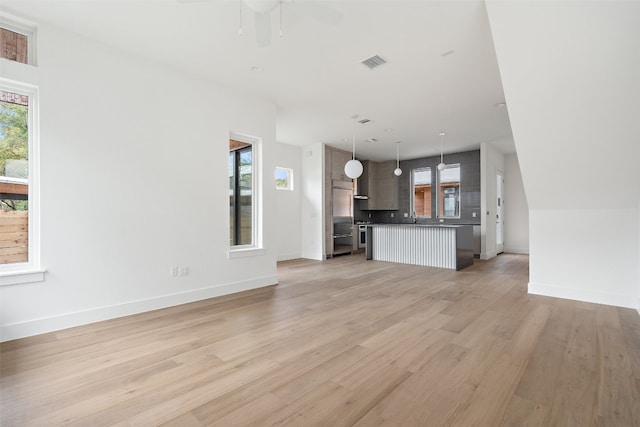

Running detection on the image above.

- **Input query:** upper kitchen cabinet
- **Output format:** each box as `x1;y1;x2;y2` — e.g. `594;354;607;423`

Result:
359;160;399;210
327;146;353;181
376;161;399;210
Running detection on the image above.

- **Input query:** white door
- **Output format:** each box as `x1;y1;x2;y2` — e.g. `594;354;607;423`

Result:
496;171;504;254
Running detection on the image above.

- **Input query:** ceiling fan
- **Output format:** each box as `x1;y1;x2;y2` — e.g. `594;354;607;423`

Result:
178;0;342;48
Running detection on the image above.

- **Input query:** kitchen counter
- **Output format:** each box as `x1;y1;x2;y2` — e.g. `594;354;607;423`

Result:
365;223;473;270
360;222;480;227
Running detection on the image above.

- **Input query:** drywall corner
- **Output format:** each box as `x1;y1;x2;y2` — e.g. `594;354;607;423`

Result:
300;143;325;260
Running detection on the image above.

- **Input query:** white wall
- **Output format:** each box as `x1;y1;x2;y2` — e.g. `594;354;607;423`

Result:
300;143;325;260
0;21;278;341
503;153;528;254
529;209;638;309
486;0;640;308
274;143;302;261
480;142;504;260
486;1;640;210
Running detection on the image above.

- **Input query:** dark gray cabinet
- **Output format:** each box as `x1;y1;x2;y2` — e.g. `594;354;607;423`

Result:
359;160;399;210
328;147;352;181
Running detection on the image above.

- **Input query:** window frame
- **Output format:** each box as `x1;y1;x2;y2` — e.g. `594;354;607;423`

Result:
411;166;433;219
228;132;262;257
275;166;293;191
437;163;461;219
0;79;43;285
0;14;38;66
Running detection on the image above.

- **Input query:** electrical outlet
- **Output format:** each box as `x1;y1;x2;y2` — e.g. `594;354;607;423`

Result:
179;266;189;276
390;213;394;218
404;213;408;217
439;219;444;223
170;266;178;277
472;212;477;218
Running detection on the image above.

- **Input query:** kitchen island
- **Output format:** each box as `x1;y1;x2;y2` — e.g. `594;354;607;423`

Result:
365;224;474;271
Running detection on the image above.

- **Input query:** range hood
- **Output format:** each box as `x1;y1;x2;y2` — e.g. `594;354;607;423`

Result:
353;178;369;200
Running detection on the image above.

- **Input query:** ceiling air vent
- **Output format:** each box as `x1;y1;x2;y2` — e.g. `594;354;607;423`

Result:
366;138;379;143
358;118;372;125
361;55;387;70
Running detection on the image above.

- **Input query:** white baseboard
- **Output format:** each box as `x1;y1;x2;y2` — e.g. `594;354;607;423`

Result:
503;247;529;255
528;281;636;309
277;252;302;262
480;251;498;260
0;275;278;342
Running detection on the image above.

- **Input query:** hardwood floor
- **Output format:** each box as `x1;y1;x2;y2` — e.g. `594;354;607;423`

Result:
2;254;639;426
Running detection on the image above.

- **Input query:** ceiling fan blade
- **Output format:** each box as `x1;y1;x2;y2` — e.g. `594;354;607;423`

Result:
244;0;279;14
307;2;342;26
254;12;272;48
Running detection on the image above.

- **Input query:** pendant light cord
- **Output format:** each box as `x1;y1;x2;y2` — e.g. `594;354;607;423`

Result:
279;1;283;38
352;129;356;160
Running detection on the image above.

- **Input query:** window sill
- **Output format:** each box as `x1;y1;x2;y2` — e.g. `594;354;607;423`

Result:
0;268;46;286
228;247;265;259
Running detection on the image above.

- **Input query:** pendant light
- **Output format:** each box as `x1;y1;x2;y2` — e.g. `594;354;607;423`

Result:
437;131;447;172
344;125;363;179
238;0;243;35
394;142;402;176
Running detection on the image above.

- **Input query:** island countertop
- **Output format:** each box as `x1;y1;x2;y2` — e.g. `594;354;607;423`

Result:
363;223;479;228
365;223;473;270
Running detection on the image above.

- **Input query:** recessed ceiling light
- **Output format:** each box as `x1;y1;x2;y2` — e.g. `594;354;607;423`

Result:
358;118;372;125
440;50;455;57
385;128;393;132
366;138;379;143
494;102;507;107
250;66;264;72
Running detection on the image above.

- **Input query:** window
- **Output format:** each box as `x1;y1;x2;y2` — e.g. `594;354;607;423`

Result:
0;28;27;64
1;16;36;66
275;167;293;191
0;82;40;278
229;139;256;247
0;90;28;265
438;163;461;218
412;167;432;218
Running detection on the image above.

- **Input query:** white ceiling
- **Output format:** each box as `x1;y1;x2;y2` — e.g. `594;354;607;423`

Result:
3;0;514;161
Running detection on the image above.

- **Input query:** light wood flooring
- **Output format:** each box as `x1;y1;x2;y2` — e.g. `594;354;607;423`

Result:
2;254;640;426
